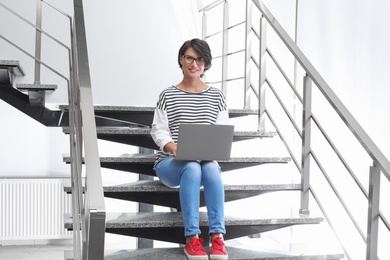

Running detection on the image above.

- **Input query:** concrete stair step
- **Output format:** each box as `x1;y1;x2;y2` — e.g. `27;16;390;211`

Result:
64;212;323;245
64;179;301;209
63;127;277;150
64;247;344;260
59;105;260;126
62;153;290;177
0;60;25;84
16;83;57;106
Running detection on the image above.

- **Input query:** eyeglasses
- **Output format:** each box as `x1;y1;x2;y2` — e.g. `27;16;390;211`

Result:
182;55;205;66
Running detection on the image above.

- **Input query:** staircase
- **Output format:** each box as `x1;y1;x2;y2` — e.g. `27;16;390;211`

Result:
0;62;343;259
59;105;341;260
2;0;390;259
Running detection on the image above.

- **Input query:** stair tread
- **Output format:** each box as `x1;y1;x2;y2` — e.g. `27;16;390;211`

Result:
58;105;259;114
63;154;290;176
63;154;290;163
64;247;344;260
98;127;276;138
64;179;301;193
64;211;323;230
63;153;290;163
64;180;301;192
63;126;277;137
0;60;25;76
16;83;57;91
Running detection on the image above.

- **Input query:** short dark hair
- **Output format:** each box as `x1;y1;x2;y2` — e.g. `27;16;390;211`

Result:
178;38;212;77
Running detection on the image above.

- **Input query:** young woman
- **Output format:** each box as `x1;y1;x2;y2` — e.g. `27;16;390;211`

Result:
151;38;229;260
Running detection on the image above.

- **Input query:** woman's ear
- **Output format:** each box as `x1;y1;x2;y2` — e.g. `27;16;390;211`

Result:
179;56;183;66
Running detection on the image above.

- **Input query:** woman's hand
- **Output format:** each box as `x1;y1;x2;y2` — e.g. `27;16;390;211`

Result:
164;142;177;156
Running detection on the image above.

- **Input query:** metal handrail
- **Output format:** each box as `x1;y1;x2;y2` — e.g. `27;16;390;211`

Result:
0;3;70;81
72;1;106;259
202;0;390;259
0;2;70;51
252;0;390;179
253;0;390;258
0;1;105;258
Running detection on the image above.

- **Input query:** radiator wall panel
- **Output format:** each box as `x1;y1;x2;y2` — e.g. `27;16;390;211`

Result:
0;179;72;240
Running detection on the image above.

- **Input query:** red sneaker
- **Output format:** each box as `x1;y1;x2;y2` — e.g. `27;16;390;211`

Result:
184;237;209;260
210;237;228;260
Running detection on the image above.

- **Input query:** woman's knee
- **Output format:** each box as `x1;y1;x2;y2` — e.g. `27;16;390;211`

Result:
201;161;221;173
201;161;222;183
181;161;202;180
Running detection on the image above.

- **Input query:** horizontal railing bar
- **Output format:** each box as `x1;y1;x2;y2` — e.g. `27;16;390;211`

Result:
0;35;69;82
311;150;367;243
251;56;259;69
252;0;390;180
312;115;368;198
251;26;260;40
380;213;390;233
0;2;70;50
213;49;245;60
310;187;352;260
199;0;225;12
205;76;245;85
313;112;390;233
42;0;72;19
267;48;303;103
205;21;246;40
227;76;245;82
266;78;302;138
249;83;259;99
265;109;301;173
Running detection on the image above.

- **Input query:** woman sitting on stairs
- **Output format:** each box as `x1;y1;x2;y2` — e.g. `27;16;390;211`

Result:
150;38;229;260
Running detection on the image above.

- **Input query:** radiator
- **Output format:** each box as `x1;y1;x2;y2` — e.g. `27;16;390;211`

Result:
0;179;72;240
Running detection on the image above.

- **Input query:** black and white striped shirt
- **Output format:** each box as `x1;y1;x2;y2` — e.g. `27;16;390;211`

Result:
150;85;229;164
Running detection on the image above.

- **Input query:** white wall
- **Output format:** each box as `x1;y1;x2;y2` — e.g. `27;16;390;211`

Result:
263;0;390;160
0;0;201;176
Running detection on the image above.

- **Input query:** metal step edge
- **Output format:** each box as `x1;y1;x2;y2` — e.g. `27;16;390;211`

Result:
0;60;25;76
64;212;323;230
63;180;301;193
62;126;277;138
16;83;57;91
62;154;291;164
58;105;259;115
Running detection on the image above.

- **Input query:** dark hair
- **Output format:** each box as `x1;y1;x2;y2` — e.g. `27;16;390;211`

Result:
178;38;212;77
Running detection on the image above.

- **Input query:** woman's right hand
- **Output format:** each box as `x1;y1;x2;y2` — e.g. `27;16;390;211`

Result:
164;142;177;156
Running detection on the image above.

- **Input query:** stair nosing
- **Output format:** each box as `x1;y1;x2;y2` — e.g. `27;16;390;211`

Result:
64;212;323;229
62;154;291;163
63;180;301;193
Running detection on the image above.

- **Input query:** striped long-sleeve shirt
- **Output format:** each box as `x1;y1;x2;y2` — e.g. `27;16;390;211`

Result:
150;85;229;165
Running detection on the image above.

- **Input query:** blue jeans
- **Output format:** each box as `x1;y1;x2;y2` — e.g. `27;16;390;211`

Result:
155;158;226;237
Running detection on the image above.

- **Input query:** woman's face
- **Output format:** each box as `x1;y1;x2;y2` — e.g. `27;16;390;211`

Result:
180;47;205;79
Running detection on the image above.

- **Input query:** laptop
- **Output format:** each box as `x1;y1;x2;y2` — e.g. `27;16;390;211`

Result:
175;124;234;161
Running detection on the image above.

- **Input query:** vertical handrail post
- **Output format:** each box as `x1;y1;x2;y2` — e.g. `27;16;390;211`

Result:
221;1;229;96
73;0;106;259
202;11;207;40
34;0;42;84
69;12;84;259
244;0;252;109
300;74;312;214
257;15;267;132
67;8;83;260
202;11;207;82
366;162;380;260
